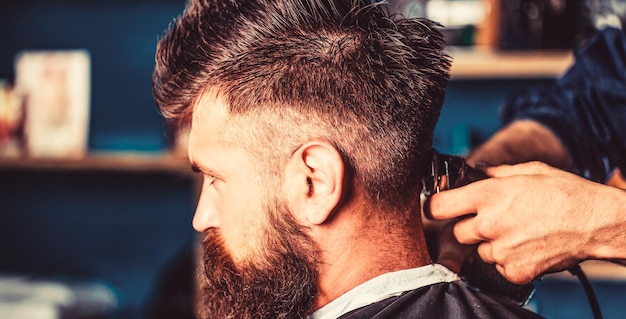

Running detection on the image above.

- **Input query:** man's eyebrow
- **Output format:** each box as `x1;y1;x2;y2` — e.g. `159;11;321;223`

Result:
190;161;218;177
190;163;202;173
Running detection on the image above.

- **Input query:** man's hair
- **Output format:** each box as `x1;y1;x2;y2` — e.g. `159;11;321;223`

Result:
153;0;450;215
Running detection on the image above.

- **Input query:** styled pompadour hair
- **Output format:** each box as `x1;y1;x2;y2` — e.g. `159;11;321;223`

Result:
153;0;450;215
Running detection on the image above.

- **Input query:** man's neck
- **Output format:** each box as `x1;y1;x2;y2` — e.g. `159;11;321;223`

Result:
311;209;431;310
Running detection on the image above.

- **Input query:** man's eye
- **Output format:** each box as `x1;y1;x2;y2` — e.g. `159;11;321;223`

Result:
206;175;217;185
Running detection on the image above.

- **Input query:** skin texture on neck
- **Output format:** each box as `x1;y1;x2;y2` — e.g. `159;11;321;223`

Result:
277;127;434;312
309;200;432;310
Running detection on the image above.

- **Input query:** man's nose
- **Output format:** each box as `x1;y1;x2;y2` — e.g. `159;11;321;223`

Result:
192;190;220;232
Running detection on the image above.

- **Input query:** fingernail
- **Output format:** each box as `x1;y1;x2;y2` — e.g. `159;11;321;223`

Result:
474;161;491;171
423;197;434;219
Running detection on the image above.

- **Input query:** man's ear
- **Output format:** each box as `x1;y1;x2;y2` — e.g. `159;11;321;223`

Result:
284;141;344;225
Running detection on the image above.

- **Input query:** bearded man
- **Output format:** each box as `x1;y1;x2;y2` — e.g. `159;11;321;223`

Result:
152;0;544;318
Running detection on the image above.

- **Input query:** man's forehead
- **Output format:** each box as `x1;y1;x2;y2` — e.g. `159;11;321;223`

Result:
188;90;231;162
192;90;229;124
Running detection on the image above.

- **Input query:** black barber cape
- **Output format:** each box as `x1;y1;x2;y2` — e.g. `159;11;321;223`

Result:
338;281;543;318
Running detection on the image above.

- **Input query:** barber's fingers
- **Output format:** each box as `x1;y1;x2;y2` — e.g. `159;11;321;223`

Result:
452;214;490;244
476;241;496;264
484;161;554;178
425;181;485;220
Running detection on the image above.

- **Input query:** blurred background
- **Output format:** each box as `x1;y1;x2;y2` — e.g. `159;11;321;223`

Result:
0;0;624;318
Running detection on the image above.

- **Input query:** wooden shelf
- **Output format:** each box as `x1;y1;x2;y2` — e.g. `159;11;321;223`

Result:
0;50;578;178
448;47;574;80
0;152;193;177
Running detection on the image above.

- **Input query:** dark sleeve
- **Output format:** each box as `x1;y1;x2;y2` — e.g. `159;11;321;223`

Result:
499;27;626;182
338;282;544;319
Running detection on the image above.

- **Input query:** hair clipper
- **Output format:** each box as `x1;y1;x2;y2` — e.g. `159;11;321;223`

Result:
421;149;535;306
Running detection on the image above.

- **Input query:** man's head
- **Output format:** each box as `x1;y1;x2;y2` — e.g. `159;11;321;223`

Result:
153;0;449;317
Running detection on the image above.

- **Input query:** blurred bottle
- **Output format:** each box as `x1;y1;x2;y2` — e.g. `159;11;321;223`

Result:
498;0;586;50
496;0;626;50
0;80;24;158
587;0;625;30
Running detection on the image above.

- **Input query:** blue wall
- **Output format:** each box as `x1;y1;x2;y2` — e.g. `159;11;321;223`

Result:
0;1;195;318
0;0;186;152
0;169;196;318
435;78;555;155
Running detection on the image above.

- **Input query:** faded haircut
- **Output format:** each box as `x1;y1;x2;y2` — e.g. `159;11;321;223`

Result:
153;0;450;214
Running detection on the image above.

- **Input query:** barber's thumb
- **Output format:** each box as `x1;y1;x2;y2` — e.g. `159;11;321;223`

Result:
485;161;551;178
423;195;452;220
424;188;479;221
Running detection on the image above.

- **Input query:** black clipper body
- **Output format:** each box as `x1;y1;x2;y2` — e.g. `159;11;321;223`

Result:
422;149;536;306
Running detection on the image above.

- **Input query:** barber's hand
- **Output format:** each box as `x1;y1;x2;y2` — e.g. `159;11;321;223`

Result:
427;161;626;284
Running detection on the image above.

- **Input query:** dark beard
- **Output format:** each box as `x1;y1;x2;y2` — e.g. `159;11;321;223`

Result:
197;202;319;319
